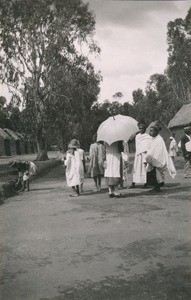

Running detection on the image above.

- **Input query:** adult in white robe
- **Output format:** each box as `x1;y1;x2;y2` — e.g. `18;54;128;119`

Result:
145;126;176;192
131;124;151;188
104;141;123;197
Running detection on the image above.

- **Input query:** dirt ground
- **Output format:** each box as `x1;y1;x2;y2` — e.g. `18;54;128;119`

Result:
0;157;191;300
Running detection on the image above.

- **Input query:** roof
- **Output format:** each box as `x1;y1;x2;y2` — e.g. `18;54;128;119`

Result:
0;128;10;139
146;120;171;134
16;132;25;140
3;128;21;140
168;103;191;129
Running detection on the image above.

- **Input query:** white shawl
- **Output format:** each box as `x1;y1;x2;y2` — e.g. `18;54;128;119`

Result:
145;134;176;179
135;133;151;155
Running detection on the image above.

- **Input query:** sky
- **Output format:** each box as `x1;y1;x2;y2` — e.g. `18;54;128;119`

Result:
86;0;191;103
0;0;190;104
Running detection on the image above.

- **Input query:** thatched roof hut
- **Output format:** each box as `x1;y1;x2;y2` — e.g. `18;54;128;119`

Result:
146;120;171;149
168;103;191;142
16;132;26;154
0;128;11;156
3;128;21;155
168;103;191;128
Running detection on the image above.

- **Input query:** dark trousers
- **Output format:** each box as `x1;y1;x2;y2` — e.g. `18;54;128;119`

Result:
147;167;160;188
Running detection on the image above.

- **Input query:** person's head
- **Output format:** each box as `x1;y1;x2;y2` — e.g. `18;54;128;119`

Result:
76;140;80;148
92;133;97;143
149;126;159;137
138;122;146;134
184;126;191;135
68;139;79;150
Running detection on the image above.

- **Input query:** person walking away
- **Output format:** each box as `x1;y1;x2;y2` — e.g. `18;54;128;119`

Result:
169;135;178;160
130;123;151;188
76;140;86;192
180;126;191;178
65;139;84;197
104;141;124;197
145;126;176;192
89;134;105;191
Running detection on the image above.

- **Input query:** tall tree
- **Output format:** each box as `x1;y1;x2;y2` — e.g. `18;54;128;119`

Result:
131;74;181;125
0;96;6;128
167;8;191;104
0;0;100;160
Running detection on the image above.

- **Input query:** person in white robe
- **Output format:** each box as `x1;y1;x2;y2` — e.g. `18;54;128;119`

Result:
130;123;151;188
65;139;84;197
89;134;105;191
169;136;178;160
104;141;125;197
145;126;176;192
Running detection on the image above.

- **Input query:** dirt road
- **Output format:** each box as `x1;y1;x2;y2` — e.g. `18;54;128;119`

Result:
0;159;191;300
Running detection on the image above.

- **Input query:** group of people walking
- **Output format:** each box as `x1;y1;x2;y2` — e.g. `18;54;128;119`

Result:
9;123;191;197
64;121;191;198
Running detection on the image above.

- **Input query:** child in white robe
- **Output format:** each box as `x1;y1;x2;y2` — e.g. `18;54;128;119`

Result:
65;139;84;197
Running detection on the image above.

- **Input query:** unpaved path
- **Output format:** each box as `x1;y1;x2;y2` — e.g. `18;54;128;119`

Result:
0;158;191;300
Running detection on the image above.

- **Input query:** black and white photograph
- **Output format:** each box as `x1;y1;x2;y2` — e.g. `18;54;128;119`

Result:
0;0;191;299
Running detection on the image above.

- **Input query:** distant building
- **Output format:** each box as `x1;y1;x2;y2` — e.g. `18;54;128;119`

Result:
168;103;191;143
146;120;171;150
3;128;21;155
16;132;27;154
0;128;11;156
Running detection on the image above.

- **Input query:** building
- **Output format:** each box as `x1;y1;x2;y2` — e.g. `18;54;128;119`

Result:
0;128;11;156
168;103;191;143
3;128;21;155
16;132;27;154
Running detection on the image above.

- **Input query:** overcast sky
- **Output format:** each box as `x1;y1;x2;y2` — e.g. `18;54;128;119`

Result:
86;0;191;103
0;1;190;104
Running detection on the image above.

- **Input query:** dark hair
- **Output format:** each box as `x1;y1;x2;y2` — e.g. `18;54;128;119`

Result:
150;125;159;133
92;133;97;142
138;122;146;128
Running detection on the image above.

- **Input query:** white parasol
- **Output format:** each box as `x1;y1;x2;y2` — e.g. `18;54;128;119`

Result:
97;114;139;145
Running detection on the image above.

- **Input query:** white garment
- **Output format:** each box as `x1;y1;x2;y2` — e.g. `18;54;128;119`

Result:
77;148;85;183
169;138;178;157
29;161;37;175
65;149;84;186
23;172;29;181
132;133;151;184
185;141;191;151
145;134;176;179
104;142;121;178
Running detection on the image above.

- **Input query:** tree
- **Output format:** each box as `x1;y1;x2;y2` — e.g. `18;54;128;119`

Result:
131;74;181;126
0;96;6;128
132;88;144;105
167;8;191;104
0;0;100;160
112;91;124;100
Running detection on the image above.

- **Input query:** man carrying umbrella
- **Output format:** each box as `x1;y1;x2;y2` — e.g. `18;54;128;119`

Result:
104;141;124;197
97;114;139;197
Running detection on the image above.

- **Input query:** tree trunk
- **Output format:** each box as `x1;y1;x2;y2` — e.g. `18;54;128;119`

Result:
36;127;49;161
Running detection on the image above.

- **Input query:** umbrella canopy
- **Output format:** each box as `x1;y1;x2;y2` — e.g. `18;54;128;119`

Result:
97;114;139;145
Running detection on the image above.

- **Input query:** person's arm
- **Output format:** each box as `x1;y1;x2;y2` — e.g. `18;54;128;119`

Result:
82;151;86;173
